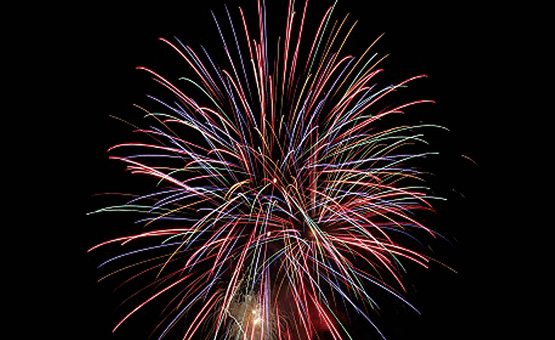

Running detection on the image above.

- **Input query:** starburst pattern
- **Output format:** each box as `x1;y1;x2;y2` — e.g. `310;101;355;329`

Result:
89;1;447;339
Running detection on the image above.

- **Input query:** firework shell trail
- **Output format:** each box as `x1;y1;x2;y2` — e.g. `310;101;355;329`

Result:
89;0;449;339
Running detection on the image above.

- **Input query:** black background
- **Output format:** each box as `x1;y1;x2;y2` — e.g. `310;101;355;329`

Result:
35;0;539;339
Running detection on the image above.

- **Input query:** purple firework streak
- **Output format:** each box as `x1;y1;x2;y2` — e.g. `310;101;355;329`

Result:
89;1;453;339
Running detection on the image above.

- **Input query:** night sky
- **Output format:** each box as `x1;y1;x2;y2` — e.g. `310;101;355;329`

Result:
44;0;534;339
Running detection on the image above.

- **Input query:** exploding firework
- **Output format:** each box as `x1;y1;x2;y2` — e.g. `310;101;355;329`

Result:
89;0;449;339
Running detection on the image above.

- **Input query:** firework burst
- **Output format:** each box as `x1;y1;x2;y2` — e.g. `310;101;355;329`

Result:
89;1;448;339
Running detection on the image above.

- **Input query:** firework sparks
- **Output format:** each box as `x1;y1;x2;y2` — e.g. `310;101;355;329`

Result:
89;1;448;339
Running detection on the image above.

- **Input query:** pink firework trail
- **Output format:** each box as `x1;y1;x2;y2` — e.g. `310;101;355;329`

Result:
89;0;450;339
